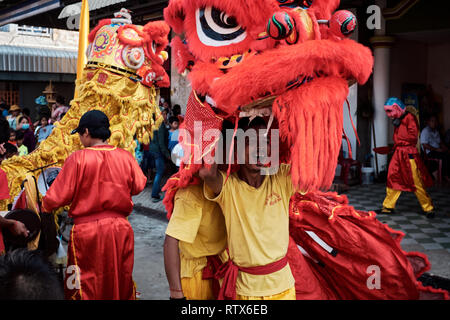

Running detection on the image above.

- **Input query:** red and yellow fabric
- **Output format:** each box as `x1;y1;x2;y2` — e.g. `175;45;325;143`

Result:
214;253;295;300
12;173;42;250
0;168;10;254
42;144;146;300
165;183;227;300
387;112;433;192
0;168;8;254
204;164;296;299
1;170;9;254
0;168;9;201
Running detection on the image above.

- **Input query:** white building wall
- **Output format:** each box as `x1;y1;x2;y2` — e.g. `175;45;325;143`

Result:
0;24;78;50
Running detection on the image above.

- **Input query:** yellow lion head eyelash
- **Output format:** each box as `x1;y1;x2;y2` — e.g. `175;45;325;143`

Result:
215;50;254;70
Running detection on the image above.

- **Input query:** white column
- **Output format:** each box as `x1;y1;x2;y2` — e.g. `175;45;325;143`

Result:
169;62;191;114
368;0;395;175
342;83;358;160
169;32;191;114
370;36;394;173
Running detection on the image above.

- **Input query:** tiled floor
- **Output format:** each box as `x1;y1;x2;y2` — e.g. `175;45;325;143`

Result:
343;183;450;253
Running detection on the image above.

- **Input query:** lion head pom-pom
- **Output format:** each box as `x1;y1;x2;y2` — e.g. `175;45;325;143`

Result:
329;10;357;38
267;11;295;40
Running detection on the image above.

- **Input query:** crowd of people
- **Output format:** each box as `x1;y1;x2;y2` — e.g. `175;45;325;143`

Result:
420;114;450;182
139;99;184;203
0;96;69;162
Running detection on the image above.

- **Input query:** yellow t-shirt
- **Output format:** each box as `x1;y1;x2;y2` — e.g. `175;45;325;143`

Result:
204;164;295;297
165;183;227;278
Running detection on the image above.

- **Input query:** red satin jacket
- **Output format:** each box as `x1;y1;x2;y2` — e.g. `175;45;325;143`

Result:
42;145;147;217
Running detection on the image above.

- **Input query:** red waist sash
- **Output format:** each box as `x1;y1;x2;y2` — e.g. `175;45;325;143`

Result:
202;255;222;279
215;255;288;300
202;255;223;299
73;211;127;225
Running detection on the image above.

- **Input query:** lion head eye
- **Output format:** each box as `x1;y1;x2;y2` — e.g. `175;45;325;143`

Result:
196;6;247;47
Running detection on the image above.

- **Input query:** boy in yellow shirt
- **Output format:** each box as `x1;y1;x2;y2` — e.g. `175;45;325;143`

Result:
199;117;296;300
164;182;227;300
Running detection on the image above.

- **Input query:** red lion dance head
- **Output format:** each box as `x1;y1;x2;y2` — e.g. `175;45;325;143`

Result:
163;0;373;213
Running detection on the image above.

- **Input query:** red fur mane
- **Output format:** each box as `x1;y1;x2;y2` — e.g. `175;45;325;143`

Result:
163;0;373;207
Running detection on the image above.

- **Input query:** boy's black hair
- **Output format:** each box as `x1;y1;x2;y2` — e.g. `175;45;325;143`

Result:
0;248;64;300
22;108;30;117
168;116;179;124
0;100;7;110
38;106;51;119
15;130;24;141
172;104;181;116
238;116;267;131
0;117;9;144
426;114;438;122
4;142;17;155
17;116;27;125
56;95;65;105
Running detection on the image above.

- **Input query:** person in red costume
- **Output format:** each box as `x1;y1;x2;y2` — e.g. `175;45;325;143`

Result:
42;110;147;300
376;97;435;218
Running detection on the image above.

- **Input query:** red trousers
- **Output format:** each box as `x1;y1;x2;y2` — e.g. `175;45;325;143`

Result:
65;215;135;300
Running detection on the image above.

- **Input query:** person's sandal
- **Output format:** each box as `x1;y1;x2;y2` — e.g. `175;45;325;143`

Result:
151;197;162;203
375;207;396;215
425;211;435;219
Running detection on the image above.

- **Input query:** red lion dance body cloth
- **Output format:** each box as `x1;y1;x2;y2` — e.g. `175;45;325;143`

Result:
163;0;448;299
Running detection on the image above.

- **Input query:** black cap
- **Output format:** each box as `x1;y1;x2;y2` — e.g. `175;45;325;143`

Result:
71;110;110;135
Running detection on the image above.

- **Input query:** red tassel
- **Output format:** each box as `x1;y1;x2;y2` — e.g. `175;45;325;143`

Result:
342;129;352;159
224;114;239;184
273;76;348;191
346;98;360;146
